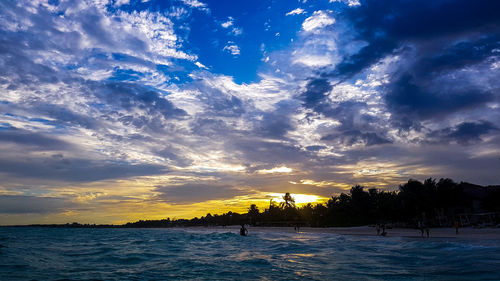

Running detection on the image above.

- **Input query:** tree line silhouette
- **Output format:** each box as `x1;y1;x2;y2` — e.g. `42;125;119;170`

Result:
125;178;500;228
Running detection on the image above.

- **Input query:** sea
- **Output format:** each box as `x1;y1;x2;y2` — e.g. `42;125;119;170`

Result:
0;227;499;280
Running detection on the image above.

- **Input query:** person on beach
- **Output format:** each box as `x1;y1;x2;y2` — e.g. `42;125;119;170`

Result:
425;226;430;238
418;221;424;237
455;221;460;234
240;224;248;236
294;224;300;233
380;224;387;236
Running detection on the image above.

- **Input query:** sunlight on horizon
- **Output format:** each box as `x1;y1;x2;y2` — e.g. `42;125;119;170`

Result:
267;193;328;205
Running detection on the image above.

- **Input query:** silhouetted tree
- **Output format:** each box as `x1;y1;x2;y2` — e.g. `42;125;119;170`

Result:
247;204;260;226
280;192;295;209
120;178;499;228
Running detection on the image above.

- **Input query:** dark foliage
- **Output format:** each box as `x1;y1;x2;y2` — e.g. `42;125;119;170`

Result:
8;178;499;229
121;178;500;228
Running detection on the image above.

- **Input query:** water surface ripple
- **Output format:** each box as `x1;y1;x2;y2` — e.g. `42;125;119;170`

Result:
0;227;499;280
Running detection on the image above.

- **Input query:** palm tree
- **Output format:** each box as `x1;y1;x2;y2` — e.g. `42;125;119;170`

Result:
280;192;296;209
248;204;260;226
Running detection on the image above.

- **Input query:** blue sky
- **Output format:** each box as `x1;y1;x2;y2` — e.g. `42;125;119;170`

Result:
0;0;500;224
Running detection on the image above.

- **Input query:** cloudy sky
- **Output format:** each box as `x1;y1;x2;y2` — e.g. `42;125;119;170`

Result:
1;0;499;224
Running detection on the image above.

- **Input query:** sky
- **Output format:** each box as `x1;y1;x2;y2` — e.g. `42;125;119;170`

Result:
1;0;500;225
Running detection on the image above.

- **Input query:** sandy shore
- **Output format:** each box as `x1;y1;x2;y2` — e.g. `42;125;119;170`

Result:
199;225;500;240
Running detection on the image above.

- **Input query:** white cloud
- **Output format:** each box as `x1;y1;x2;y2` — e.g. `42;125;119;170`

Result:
292;54;335;67
195;61;208;69
221;17;242;36
167;6;189;18
302;11;335;33
231;27;243;36
221;17;234;28
179;0;209;12
257;166;292;174
180;0;206;7
330;0;361;7
182;72;295;111
118;10;196;61
223;43;240;56
286;8;306;16
114;0;130;6
289;30;340;69
0;0;198;92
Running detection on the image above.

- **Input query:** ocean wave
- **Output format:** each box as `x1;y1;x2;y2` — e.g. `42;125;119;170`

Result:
0;227;499;280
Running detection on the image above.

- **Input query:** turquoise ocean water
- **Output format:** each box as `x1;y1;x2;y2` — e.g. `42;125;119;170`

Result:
0;227;499;280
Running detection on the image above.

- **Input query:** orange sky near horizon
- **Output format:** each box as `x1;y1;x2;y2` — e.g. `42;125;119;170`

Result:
0;161;434;225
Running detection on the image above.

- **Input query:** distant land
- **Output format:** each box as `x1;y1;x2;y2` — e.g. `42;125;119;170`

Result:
3;178;500;229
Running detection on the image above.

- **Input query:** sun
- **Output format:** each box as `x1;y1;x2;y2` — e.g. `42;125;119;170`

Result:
267;193;328;205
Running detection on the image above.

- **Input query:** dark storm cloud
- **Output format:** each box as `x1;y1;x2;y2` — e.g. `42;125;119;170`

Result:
0;127;72;150
0;1;85;87
0;31;60;86
79;13;116;47
210;95;245;117
380;36;500;129
154;146;193;167
412;35;500;78
321;0;500;133
426;120;498;145
321;130;391;146
335;38;397;79
0;195;70;214
300;89;392;146
305;145;327;152
190;117;233;137
231;138;312;165
336;0;500;78
255;100;297;139
300;78;332;109
155;184;246;204
0;156;167;182
385;74;495;128
188;80;246;117
34;104;100;130
93;82;187;120
298;79;363;132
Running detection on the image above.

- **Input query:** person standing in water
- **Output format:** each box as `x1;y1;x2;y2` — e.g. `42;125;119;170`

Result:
381;224;387;236
240;224;248;236
455;220;460;234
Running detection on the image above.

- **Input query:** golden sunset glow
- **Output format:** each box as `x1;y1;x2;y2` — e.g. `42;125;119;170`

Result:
267;193;328;205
